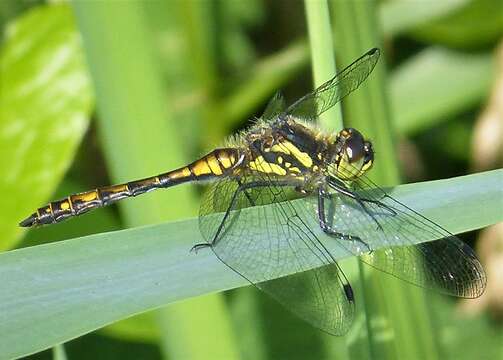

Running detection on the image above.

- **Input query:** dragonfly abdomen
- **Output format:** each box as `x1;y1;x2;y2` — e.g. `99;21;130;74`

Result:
19;148;243;227
19;178;166;227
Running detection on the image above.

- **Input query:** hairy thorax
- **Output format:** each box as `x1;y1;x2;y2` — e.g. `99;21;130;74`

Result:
241;117;333;191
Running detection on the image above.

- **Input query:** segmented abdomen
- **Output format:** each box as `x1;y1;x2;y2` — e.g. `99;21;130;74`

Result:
20;148;243;227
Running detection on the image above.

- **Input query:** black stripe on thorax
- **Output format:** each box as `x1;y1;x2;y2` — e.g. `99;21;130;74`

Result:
261;150;309;171
275;119;321;155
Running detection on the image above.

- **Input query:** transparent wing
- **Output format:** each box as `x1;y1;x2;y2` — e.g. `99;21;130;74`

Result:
199;174;355;335
318;169;486;298
261;91;286;121
283;48;380;122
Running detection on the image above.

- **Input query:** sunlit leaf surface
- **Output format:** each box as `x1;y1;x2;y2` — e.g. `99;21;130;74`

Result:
0;170;500;359
0;4;93;250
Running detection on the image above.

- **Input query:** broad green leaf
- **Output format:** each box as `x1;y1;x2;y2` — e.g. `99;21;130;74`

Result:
0;4;93;250
0;169;501;359
380;0;469;37
408;0;503;48
392;47;493;135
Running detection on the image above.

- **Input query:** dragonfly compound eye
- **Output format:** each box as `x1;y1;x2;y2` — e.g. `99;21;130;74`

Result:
344;132;365;163
333;128;372;180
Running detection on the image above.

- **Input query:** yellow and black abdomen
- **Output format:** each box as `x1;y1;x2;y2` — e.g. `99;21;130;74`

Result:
20;148;243;227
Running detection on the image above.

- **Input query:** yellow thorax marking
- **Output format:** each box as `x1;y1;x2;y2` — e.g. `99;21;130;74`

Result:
280;141;313;168
270;144;287;154
249;156;287;176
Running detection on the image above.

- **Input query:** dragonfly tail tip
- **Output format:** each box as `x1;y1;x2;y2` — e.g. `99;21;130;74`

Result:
19;214;37;227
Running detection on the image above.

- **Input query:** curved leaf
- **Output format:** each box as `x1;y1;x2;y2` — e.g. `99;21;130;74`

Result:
392;47;493;135
0;169;501;359
0;4;93;250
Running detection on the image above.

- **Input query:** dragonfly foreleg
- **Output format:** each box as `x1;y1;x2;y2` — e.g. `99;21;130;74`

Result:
317;188;371;253
327;177;396;232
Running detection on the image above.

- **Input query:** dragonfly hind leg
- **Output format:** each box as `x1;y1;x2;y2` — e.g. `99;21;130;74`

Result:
192;179;293;253
317;189;372;254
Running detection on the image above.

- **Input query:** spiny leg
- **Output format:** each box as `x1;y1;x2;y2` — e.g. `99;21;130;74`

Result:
327;177;396;232
237;178;256;206
329;177;397;214
191;180;291;253
317;188;372;253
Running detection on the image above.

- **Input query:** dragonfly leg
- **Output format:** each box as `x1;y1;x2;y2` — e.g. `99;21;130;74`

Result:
237;178;256;206
192;179;293;253
327;177;397;232
317;189;371;253
328;177;396;212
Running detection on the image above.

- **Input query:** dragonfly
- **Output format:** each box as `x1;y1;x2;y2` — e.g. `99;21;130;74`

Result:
20;48;486;335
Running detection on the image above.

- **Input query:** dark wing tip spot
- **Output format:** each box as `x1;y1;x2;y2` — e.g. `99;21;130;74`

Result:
343;283;355;302
369;47;380;55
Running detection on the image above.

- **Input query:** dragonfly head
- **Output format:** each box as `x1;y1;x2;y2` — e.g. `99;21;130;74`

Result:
330;128;374;180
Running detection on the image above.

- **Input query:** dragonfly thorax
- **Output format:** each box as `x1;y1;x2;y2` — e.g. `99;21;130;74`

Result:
244;119;327;181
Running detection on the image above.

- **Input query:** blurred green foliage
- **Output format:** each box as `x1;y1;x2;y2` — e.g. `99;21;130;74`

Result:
0;4;93;250
1;0;501;359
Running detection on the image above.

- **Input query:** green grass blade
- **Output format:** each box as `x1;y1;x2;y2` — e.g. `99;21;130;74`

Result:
72;1;239;359
330;1;436;358
304;0;342;131
331;1;399;185
303;1;348;357
0;3;93;250
380;0;468;37
407;0;503;48
1;169;501;359
52;344;67;360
